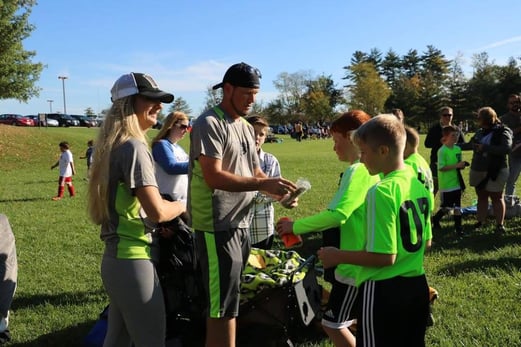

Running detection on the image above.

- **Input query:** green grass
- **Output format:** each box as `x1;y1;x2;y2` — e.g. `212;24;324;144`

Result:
0;125;520;346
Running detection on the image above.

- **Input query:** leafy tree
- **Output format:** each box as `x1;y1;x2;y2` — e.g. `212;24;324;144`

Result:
84;107;96;117
446;53;470;120
273;70;313;117
168;96;192;115
402;49;421;78
301;75;344;122
347;62;390;115
0;0;44;102
466;52;502;111
381;49;402;88
202;86;221;114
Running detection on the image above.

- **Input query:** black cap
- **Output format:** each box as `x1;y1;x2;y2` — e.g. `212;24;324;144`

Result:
212;62;262;90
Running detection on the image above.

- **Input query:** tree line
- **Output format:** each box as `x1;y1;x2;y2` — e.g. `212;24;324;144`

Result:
2;1;520;129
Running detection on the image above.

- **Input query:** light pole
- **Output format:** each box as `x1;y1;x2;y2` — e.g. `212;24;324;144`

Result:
46;99;53;113
58;76;68;114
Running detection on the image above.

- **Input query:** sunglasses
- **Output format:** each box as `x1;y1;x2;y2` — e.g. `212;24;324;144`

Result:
442;114;453;117
175;124;190;130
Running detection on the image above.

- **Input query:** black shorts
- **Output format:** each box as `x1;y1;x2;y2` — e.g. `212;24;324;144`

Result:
321;281;358;329
194;228;251;318
357;275;429;347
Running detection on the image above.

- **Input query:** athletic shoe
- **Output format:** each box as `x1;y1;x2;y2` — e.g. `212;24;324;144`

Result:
51;196;62;201
495;224;506;235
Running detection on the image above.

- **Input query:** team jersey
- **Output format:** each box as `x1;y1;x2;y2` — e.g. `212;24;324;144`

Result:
357;168;432;286
101;139;159;260
405;152;435;211
437;145;462;192
58;149;74;177
294;161;379;284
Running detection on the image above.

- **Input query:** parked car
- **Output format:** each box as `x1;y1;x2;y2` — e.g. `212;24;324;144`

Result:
70;115;97;127
26;115;60;127
45;113;79;127
0;114;35;126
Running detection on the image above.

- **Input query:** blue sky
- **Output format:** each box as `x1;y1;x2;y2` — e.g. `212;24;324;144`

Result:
2;0;521;116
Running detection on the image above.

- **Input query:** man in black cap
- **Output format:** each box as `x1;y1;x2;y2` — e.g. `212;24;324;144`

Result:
188;62;297;346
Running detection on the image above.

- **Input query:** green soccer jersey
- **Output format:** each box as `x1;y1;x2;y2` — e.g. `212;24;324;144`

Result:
437;145;462;192
357;168;432;286
293;162;379;284
405;152;435;211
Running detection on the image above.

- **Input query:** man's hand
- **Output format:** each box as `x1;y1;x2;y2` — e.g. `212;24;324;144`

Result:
259;177;297;200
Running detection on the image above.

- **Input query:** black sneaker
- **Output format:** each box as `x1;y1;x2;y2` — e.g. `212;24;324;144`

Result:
0;329;11;344
495;224;506;235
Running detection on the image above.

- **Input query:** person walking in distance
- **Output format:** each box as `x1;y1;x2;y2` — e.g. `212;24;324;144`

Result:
50;141;76;200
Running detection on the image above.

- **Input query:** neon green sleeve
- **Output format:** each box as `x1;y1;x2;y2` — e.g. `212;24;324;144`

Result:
293;210;345;235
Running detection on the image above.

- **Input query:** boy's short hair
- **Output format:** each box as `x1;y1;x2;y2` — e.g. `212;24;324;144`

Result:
59;141;70;149
245;115;269;128
87;140;94;146
404;125;420;149
441;125;459;137
438;106;453;116
330;110;371;135
353;114;406;155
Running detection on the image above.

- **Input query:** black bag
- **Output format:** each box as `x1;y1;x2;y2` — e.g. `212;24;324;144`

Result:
156;217;206;344
237;256;325;346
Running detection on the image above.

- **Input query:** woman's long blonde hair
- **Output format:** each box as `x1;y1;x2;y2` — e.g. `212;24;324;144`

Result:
152;111;189;144
87;95;147;225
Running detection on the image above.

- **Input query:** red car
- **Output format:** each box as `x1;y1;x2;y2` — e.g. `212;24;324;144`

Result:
0;114;35;126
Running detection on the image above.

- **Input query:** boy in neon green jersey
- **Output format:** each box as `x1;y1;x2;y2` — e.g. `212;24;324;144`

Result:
432;125;468;235
404;125;435;212
277;110;379;347
318;114;432;347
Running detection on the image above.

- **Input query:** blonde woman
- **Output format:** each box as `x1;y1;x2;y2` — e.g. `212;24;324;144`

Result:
461;107;513;234
152;112;190;202
88;73;185;347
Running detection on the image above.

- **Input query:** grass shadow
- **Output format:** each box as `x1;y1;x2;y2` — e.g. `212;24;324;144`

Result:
12;289;106;311
437;256;521;276
9;320;95;347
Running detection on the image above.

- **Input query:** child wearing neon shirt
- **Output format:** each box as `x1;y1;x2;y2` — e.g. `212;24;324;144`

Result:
432;125;468;235
318;114;432;347
277;110;379;347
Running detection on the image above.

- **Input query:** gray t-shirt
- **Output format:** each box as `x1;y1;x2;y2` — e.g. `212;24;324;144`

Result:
101;139;159;260
188;106;259;231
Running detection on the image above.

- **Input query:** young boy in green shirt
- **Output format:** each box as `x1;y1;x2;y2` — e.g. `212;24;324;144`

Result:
432;125;468;235
318;114;432;347
277;110;379;347
404;125;435;211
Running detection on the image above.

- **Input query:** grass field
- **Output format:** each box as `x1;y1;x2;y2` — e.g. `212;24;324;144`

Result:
0;125;520;346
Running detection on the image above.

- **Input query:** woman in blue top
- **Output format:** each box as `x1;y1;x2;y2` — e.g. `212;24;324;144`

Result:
152;111;190;203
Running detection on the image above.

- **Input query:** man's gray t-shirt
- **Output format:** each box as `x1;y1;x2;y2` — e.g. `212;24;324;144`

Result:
188;106;259;231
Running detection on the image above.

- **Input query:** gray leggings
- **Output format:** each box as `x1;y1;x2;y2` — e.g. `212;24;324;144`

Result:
101;255;165;347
